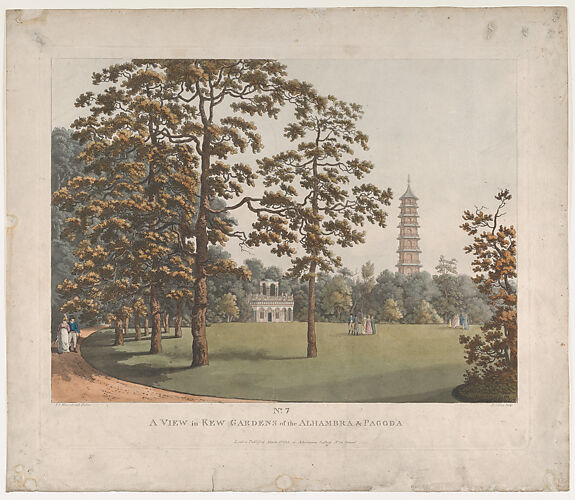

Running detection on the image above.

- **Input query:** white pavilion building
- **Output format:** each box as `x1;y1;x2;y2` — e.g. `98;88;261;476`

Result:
247;279;294;322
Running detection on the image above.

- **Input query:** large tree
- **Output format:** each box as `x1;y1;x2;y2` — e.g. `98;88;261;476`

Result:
216;293;240;323
353;261;377;316
416;300;443;324
248;94;392;357
53;61;199;354
373;269;405;316
460;189;517;385
400;271;438;323
157;59;314;367
431;255;463;323
458;274;493;325
380;298;403;323
317;275;352;322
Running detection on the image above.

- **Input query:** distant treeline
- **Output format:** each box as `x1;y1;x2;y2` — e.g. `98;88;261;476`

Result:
53;241;492;330
51;127;491;331
203;254;493;325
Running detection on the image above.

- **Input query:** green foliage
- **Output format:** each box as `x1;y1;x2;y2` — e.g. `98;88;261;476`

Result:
400;272;438;323
381;298;403;323
243;258;266;294
369;270;491;325
435;254;457;275
372;270;404;314
416;300;443;324
431;255;462;322
317;276;352;322
458;275;493;324
216;293;240;322
353;261;376;315
292;285;310;322
51;128;90;336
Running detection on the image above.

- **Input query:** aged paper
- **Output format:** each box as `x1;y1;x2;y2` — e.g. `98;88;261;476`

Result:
6;7;568;491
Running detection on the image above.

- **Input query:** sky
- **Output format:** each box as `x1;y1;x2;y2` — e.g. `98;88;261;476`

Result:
52;58;517;277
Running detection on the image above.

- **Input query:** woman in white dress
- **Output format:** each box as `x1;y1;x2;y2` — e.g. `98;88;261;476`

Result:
360;315;366;335
450;314;459;328
57;318;71;354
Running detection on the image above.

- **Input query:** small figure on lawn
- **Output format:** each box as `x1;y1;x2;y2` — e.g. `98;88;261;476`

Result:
364;315;373;335
353;315;360;335
57;317;70;354
68;317;81;353
450;313;460;328
347;313;354;335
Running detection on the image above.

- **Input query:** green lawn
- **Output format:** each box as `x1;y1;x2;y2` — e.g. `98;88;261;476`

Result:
81;322;475;402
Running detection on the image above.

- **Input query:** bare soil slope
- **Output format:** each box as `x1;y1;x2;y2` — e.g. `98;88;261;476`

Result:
51;326;254;403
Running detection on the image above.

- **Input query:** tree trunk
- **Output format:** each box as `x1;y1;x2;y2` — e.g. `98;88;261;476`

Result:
190;130;211;368
191;228;209;366
144;315;149;336
175;299;183;338
124;316;130;338
114;318;124;346
147;126;161;353
165;312;170;335
150;285;162;353
134;312;141;340
306;133;320;359
307;262;318;358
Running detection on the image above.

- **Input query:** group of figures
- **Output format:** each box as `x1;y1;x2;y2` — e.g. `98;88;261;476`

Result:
347;314;377;336
451;313;470;330
56;316;81;354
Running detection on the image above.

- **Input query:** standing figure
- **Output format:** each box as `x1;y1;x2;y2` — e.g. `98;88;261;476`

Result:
371;315;376;335
68;317;81;353
459;313;465;329
365;315;373;335
347;313;354;335
451;314;459;328
354;315;360;335
57;318;71;354
463;313;469;330
360;315;365;335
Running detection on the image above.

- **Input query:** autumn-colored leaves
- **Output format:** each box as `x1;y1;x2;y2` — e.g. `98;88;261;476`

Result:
460;189;517;386
53;59;391;365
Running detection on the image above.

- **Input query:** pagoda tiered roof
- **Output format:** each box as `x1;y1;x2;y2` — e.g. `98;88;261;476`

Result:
399;184;418;200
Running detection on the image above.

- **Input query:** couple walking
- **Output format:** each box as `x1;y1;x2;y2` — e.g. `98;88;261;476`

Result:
450;312;469;330
57;316;81;354
347;313;376;336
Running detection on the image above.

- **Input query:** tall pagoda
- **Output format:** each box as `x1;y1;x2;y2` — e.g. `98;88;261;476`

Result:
396;175;422;275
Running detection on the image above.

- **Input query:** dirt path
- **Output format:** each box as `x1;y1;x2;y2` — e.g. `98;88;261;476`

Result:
51;326;257;403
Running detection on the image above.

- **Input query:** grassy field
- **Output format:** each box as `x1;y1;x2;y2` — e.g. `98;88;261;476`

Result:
81;321;476;402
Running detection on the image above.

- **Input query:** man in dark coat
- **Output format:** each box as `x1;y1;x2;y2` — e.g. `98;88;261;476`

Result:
68;317;81;353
